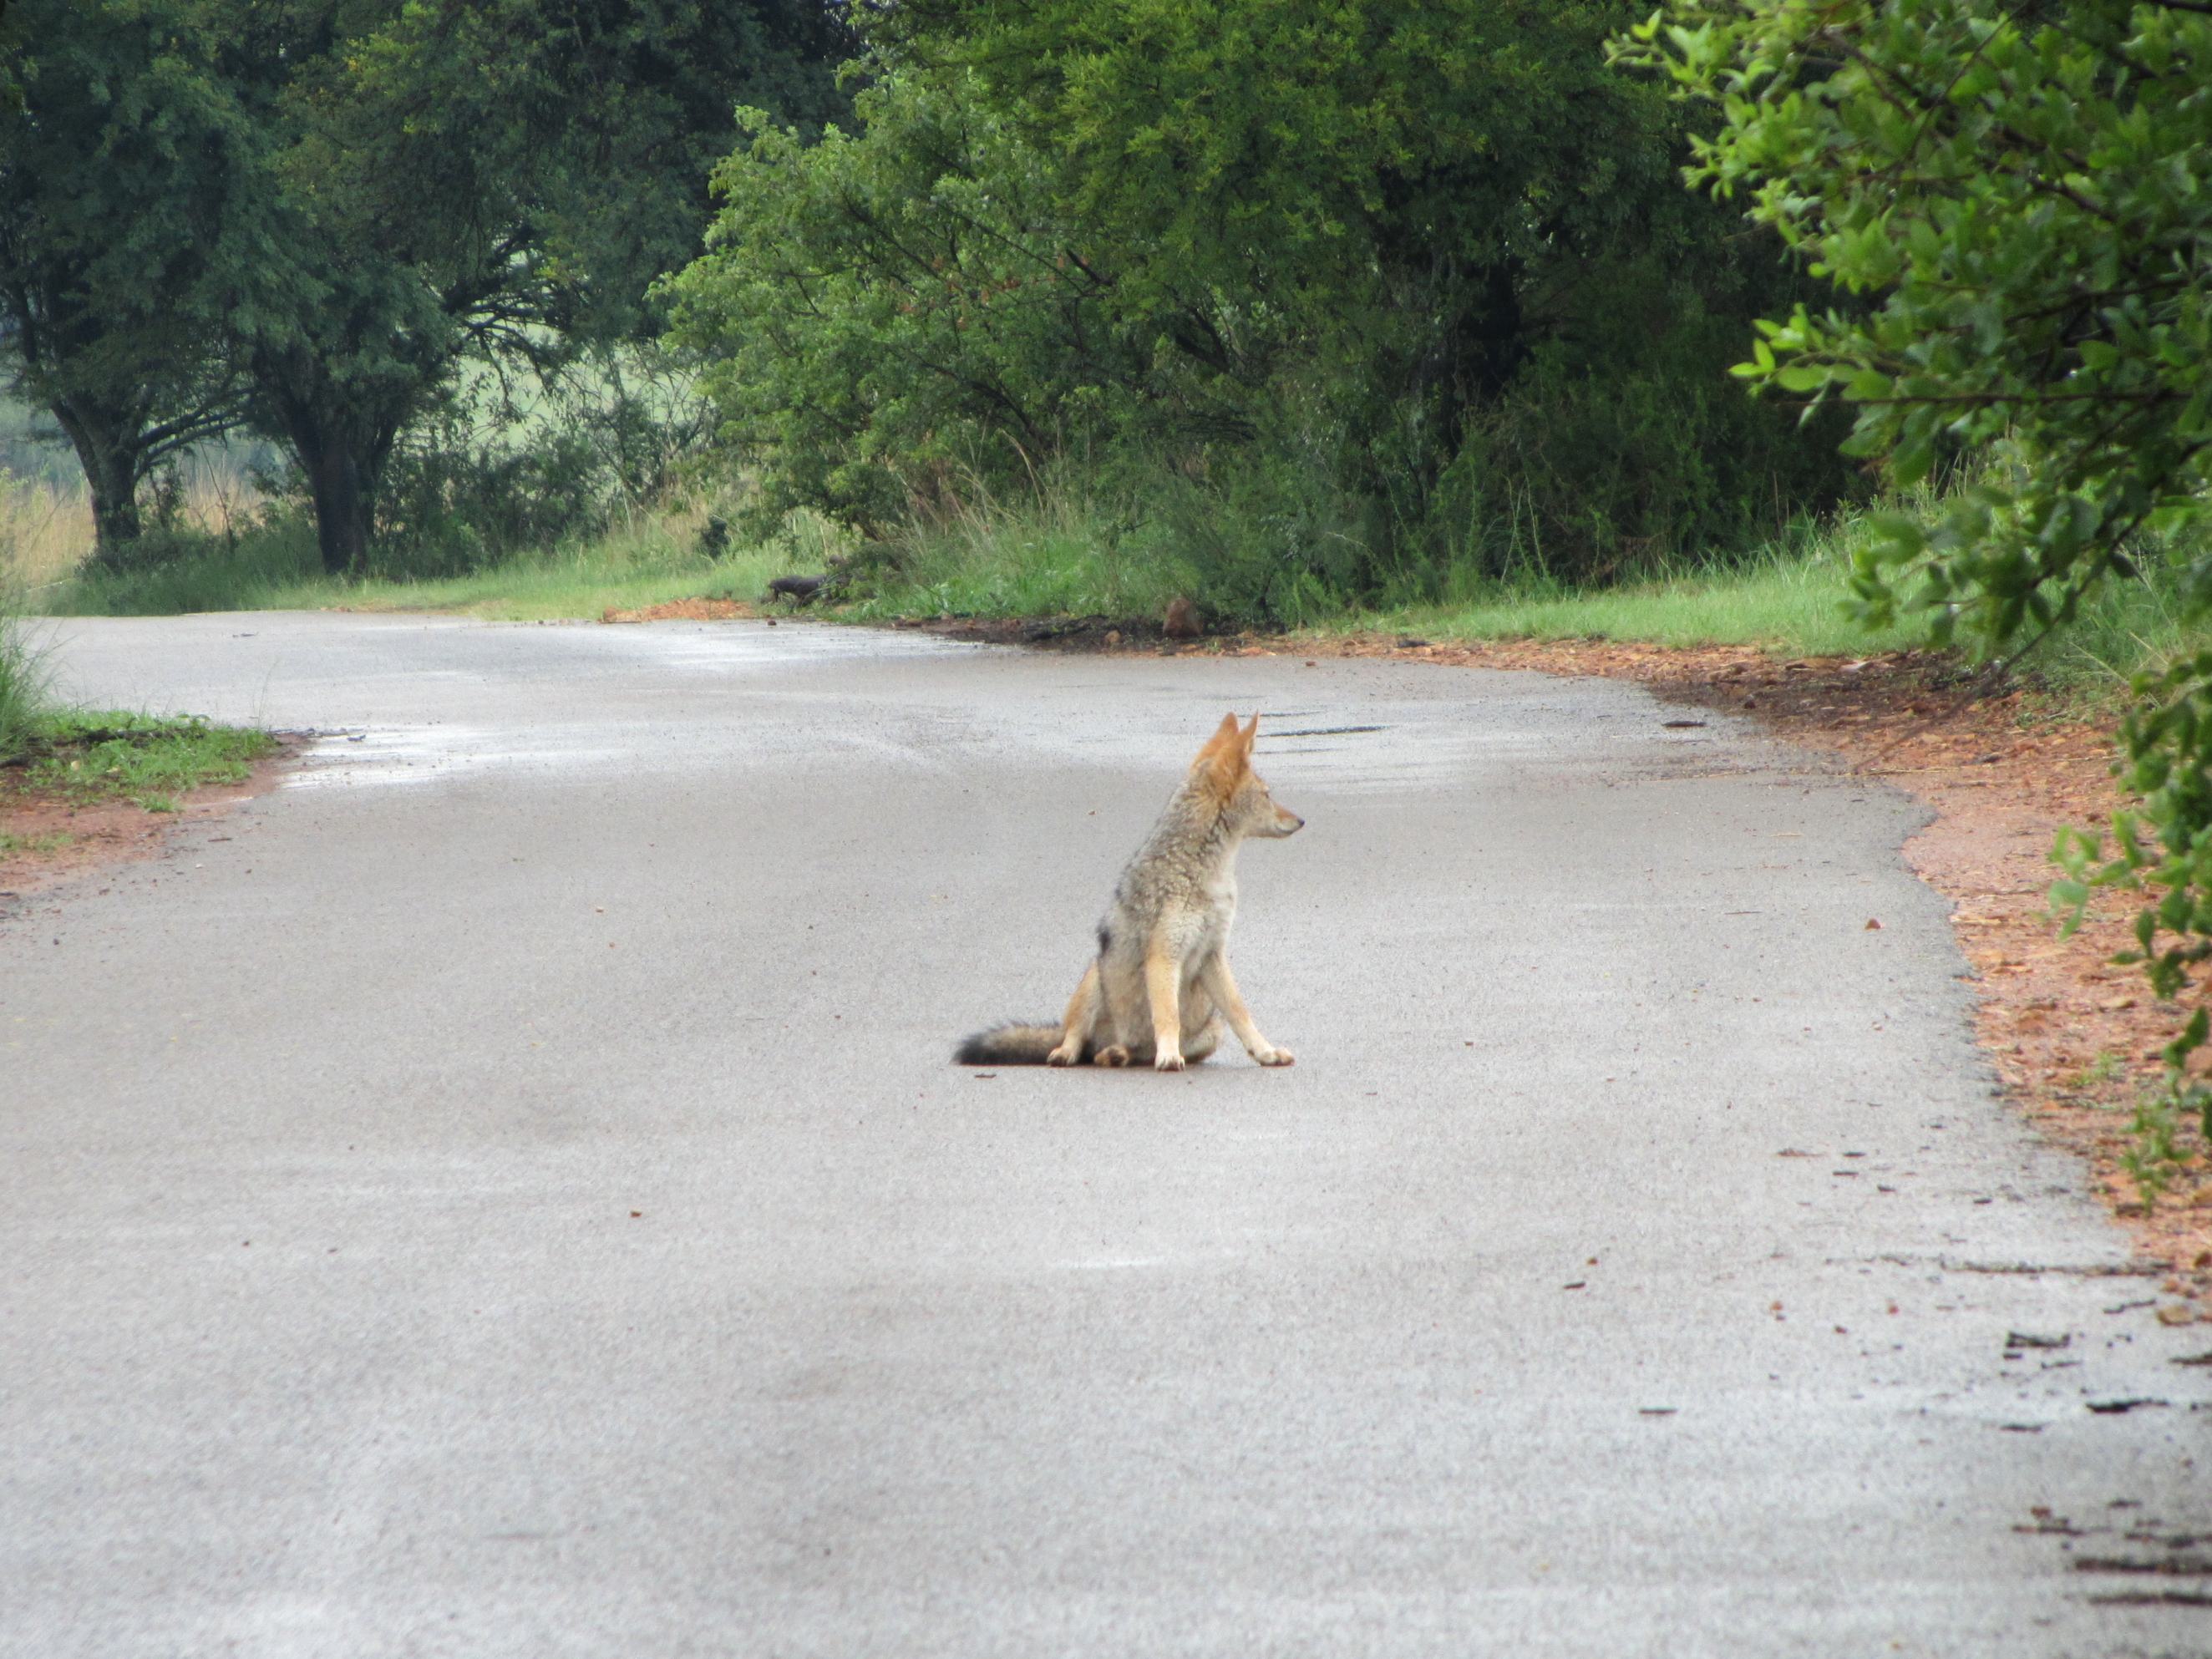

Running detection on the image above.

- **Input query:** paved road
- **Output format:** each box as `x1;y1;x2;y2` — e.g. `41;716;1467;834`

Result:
5;612;2205;1657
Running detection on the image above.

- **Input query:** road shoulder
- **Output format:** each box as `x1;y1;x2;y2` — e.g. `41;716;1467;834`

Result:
0;734;303;901
1290;632;2211;1318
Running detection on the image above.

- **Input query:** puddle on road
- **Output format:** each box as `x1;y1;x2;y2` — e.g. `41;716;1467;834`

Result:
287;727;636;790
584;619;980;672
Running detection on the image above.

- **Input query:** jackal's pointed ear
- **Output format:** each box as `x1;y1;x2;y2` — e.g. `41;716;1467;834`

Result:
1191;711;1242;770
1240;713;1260;755
1191;711;1247;797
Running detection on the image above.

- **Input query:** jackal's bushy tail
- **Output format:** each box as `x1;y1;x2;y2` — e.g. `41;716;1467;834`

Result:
954;1022;1062;1065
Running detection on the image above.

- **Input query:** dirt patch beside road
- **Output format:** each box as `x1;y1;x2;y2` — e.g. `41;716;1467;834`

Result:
601;596;758;623
0;736;303;899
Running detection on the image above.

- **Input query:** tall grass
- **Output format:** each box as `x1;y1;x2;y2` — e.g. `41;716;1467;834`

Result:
840;481;1197;621
0;479;60;761
1353;513;1925;656
831;474;1915;649
0;474;94;598
837;474;2212;693
0;591;51;764
38;487;837;621
2030;533;2212;701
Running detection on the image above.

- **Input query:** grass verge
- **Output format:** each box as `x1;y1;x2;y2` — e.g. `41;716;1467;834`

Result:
1346;545;1922;657
830;485;2212;698
23;471;2212;704
35;503;822;622
8;712;276;811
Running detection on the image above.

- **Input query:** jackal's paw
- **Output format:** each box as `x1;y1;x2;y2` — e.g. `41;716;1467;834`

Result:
1096;1045;1130;1068
1253;1046;1295;1067
1154;1051;1186;1073
1046;1043;1079;1066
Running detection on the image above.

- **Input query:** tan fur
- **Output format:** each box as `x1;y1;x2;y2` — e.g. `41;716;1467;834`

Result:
954;713;1302;1071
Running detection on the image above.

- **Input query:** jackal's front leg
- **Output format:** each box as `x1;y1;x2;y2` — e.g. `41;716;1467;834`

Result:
1144;946;1187;1071
1199;952;1293;1066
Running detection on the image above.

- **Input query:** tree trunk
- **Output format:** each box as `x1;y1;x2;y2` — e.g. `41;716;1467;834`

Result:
295;422;370;577
255;345;388;576
1464;258;1527;403
48;393;148;557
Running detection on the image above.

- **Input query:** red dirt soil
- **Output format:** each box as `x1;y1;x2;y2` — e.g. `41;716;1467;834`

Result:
1;738;303;898
601;596;756;623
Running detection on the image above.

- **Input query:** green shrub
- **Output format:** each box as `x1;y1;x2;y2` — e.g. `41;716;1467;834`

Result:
61;506;319;615
667;56;1869;623
371;419;611;579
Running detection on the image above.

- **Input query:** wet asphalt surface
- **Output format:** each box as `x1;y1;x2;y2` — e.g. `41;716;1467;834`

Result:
4;611;2207;1657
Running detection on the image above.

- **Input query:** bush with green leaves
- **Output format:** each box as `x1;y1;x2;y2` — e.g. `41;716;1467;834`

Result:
372;414;613;580
667;11;1867;622
664;71;1175;538
1623;0;2210;647
1626;0;2212;1145
316;354;715;580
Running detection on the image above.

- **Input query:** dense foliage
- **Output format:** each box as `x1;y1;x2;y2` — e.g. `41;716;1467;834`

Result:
668;1;1869;621
1625;0;2211;648
0;0;850;573
0;1;264;550
1628;0;2212;1125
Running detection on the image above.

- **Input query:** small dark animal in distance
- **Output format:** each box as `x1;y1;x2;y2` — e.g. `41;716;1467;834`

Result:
768;574;827;604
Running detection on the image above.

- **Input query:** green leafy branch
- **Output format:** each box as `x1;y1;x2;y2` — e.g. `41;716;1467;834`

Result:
1626;0;2212;1204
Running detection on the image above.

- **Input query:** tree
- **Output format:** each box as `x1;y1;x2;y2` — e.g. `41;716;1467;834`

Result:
233;0;853;574
673;3;1868;611
1624;0;2212;1108
0;0;266;554
1623;0;2211;650
885;0;1692;481
666;69;1190;534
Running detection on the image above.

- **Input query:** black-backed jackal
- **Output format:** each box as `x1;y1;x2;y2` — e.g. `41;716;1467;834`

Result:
956;713;1301;1071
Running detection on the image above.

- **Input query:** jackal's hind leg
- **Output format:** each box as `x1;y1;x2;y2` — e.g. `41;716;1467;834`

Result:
1178;982;1222;1063
1179;1013;1224;1064
1047;962;1103;1066
1097;949;1149;1067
